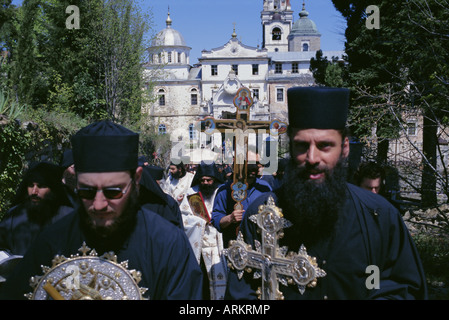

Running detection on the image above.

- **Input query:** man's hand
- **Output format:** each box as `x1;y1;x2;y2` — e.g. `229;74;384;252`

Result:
220;209;245;230
230;209;244;223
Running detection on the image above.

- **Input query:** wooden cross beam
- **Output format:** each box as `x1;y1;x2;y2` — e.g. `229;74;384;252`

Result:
201;87;278;210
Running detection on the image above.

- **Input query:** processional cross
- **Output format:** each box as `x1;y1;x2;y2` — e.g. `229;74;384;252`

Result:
223;196;326;300
202;87;276;211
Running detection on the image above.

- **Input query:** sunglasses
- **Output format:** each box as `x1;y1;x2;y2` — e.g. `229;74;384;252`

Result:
76;179;133;200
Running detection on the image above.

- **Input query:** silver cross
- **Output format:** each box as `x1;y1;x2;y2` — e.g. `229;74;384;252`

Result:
224;196;326;300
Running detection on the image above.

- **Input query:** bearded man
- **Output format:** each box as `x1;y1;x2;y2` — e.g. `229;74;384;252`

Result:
0;162;73;256
180;161;227;300
162;162;194;204
0;120;202;300
225;87;427;300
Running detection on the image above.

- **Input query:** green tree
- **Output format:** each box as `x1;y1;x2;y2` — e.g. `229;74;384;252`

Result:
310;50;347;88
309;50;329;85
0;0;19;92
86;0;150;124
0;120;32;217
332;0;449;206
324;63;345;88
8;0;151;123
10;0;47;107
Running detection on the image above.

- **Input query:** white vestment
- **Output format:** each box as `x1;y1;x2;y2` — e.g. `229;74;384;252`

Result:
162;172;194;204
180;185;228;300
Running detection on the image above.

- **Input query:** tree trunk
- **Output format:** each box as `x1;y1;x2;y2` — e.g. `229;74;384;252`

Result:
421;112;438;207
376;138;389;166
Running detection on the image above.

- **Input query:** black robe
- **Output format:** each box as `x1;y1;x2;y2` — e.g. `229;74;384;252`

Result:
0;204;73;256
0;206;203;300
139;166;183;229
225;183;428;300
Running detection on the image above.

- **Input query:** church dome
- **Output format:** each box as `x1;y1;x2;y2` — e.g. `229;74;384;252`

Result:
152;12;187;47
290;4;321;36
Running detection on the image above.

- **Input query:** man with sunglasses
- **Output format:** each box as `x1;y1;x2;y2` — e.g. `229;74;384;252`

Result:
0;120;203;300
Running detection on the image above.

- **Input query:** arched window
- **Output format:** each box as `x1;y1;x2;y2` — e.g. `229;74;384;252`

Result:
158;89;166;106
189;123;198;140
302;43;309;52
158;124;166;135
190;88;198;105
272;27;282;40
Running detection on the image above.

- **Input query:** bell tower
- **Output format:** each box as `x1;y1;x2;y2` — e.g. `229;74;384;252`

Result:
261;0;294;52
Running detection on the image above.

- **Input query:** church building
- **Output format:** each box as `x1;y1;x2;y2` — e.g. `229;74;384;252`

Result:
143;0;344;146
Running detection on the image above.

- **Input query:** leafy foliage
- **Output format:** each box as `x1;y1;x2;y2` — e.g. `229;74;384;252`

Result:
0;120;32;218
0;88;26;119
0;105;88;218
310;50;347;88
0;0;157;217
5;0;151;123
413;232;449;299
331;0;449;206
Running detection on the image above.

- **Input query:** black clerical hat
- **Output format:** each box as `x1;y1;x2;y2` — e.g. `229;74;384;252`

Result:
191;161;223;187
71;120;139;173
287;87;350;130
12;162;69;206
146;165;164;181
59;149;74;169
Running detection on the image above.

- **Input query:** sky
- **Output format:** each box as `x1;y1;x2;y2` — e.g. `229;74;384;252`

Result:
11;0;347;65
147;0;347;64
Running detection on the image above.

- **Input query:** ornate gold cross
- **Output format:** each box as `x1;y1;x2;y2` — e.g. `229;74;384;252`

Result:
201;87;277;210
224;196;326;300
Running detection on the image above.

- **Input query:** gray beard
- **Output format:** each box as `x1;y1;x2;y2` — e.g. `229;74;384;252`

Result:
280;156;348;246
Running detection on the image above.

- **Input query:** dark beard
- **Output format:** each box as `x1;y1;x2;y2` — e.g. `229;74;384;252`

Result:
172;170;182;180
79;185;140;253
280;157;348;247
24;191;60;225
199;182;219;199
